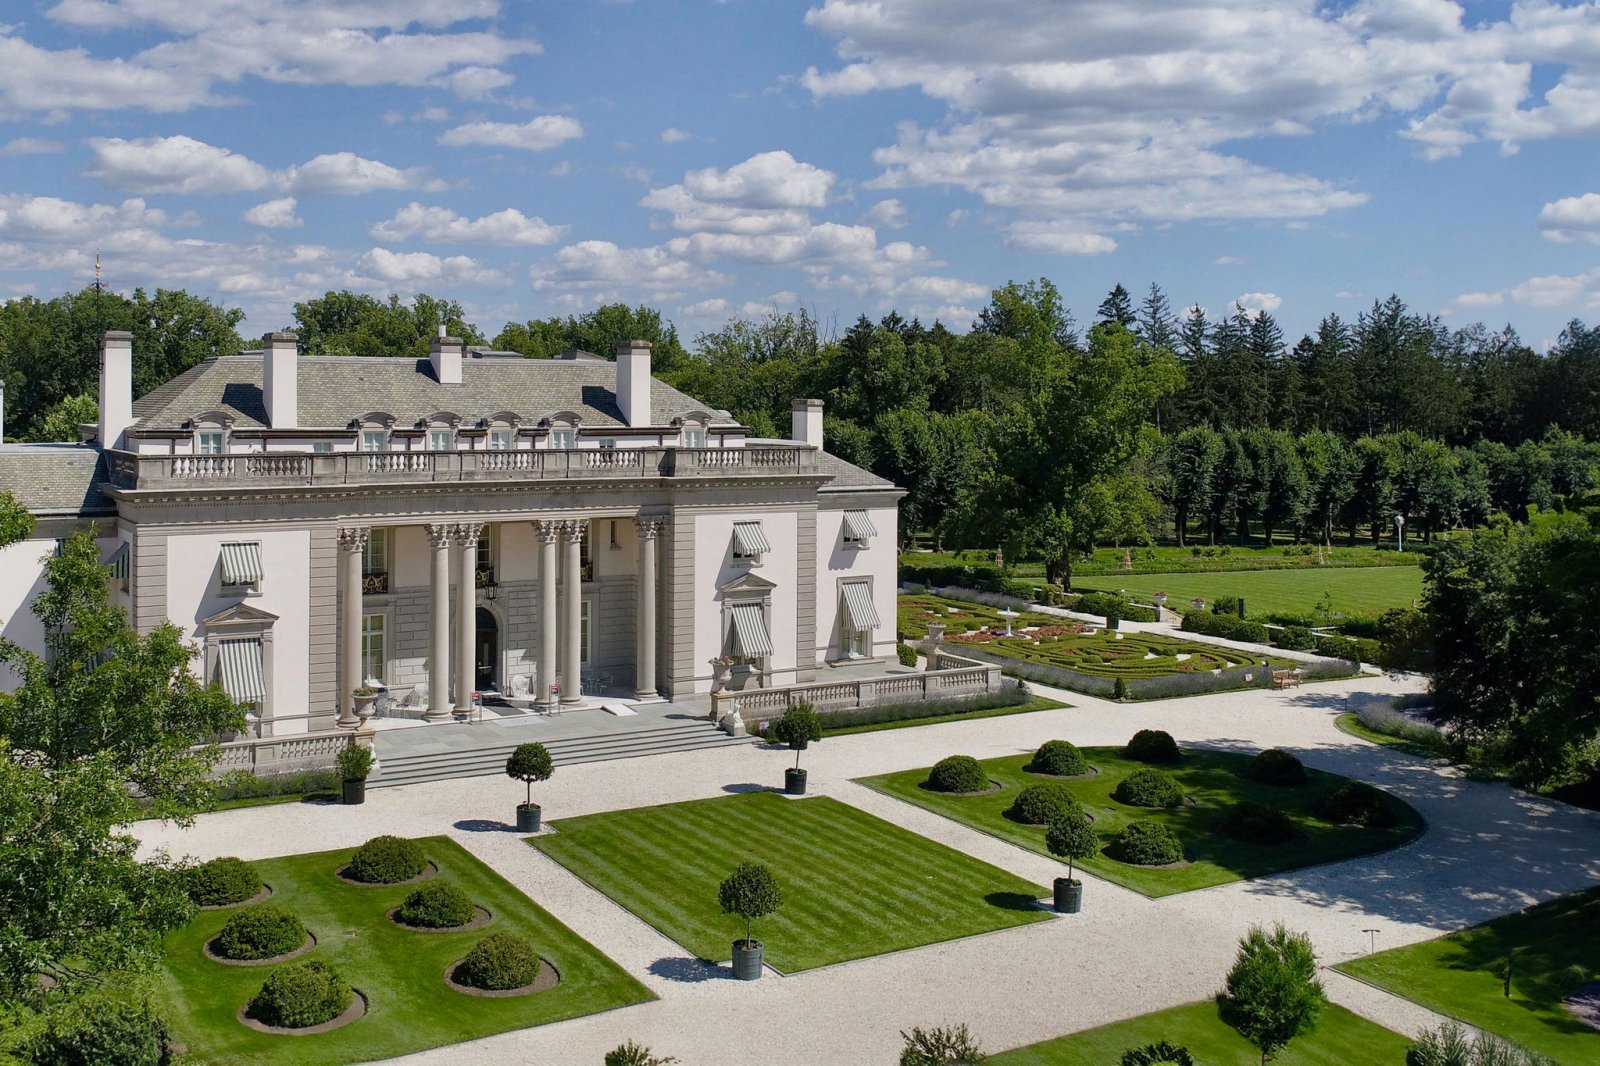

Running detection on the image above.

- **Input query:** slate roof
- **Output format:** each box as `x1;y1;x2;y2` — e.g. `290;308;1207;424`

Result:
0;445;113;516
131;354;731;430
815;451;897;492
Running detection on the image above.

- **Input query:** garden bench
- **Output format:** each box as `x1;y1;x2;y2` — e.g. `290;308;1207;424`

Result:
1271;669;1302;689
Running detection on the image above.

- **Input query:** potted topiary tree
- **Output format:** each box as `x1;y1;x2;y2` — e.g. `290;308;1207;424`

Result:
718;862;782;980
770;702;822;795
1045;811;1097;914
336;742;375;805
505;742;554;832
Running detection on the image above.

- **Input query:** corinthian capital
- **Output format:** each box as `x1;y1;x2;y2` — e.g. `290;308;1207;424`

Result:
426;523;455;549
454;521;485;547
633;514;665;540
337;526;370;551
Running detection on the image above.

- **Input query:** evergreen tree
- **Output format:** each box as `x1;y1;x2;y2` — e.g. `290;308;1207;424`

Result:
1096;283;1135;328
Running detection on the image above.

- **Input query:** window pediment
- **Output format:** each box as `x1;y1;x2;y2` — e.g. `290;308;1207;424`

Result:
189;410;235;429
420;411;463;429
201;602;279;629
717;571;777;597
351;412;397;430
540;410;582;429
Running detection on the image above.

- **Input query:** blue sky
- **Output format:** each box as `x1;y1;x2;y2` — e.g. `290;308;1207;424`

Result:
2;0;1599;349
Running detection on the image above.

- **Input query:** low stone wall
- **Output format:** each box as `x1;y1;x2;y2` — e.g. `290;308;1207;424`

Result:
212;728;351;776
713;661;1005;725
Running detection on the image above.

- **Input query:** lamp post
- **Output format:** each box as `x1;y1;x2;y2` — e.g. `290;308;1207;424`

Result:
1394;513;1405;553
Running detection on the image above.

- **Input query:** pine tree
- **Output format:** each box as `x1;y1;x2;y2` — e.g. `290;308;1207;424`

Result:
1096;283;1135;328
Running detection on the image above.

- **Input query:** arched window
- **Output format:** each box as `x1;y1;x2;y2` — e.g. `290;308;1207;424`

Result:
190;410;235;454
540;411;582;450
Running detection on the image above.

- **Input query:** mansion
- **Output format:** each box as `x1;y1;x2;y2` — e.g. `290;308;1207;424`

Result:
0;331;902;735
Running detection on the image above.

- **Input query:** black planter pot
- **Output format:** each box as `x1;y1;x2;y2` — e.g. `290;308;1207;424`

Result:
341;779;366;805
516;803;542;833
1054;877;1083;914
731;939;764;981
785;767;808;796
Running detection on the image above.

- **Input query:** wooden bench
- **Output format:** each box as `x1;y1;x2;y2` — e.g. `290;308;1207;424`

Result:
1271;669;1303;689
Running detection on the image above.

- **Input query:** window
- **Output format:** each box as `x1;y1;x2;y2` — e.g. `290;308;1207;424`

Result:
609;520;620;550
361;429;388;452
580;526;594;580
843;509;877;549
312;441;333;454
550;428;575;449
220;542;263;595
361;614;385;684
196;429;226;455
726;602;773;668
217;638;266;706
580;600;591;664
839;580;880;659
427;428;454;451
488;428;514;450
475;531;493;583
599;438;617;449
731;521;770;565
681;427;705;448
362;531;387;576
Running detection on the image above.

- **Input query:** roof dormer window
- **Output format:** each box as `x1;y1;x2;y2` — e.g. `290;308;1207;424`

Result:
361;429;388;452
427;428;454;451
541;411;581;450
196;429;226;455
673;410;712;449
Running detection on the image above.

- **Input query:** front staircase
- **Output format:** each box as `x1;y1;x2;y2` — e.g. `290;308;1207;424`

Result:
368;718;747;789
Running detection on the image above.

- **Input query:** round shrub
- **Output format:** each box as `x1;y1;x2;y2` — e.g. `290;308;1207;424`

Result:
1110;821;1184;866
1243;748;1308;787
926;755;989;794
345;835;426;884
1113;768;1185;809
247;960;352;1029
1120;1040;1195;1066
1215;800;1298;845
187;856;261;907
214;904;306;961
1007;783;1084;826
455;932;539;991
1315;781;1399;828
1029;739;1088;777
1123;729;1181;764
395;881;476;929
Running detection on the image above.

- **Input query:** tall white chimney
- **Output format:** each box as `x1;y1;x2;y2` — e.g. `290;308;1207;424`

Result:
616;339;653;427
430;333;464;385
263;331;298;429
792;398;823;448
99;330;134;450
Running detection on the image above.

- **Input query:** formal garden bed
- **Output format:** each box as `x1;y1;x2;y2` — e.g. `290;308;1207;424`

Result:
155;836;650;1066
1336;887;1600;1064
858;737;1424;896
988;1000;1409;1065
528;792;1051;973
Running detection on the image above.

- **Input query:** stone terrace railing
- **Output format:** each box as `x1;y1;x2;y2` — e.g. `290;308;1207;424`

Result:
105;445;818;492
713;659;1004;724
211;723;351;776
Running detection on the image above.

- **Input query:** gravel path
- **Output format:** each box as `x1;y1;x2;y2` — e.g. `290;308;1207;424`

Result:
135;674;1600;1065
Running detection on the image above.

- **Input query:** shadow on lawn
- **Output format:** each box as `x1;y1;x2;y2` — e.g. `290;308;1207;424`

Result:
648;956;737;983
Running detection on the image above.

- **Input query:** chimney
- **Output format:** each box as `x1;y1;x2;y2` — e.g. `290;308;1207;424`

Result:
616;338;653;427
99;330;134;450
791;398;823;448
430;332;464;385
263;331;298;429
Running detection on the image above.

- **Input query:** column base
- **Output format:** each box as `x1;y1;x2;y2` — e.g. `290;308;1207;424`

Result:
634;688;661;702
335;710;360;728
422;706;454;723
560;695;584;706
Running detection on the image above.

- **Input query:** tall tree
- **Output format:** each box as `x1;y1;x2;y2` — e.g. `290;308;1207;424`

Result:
1096;283;1135;328
1219;924;1326;1066
291;291;483;357
1164;426;1224;547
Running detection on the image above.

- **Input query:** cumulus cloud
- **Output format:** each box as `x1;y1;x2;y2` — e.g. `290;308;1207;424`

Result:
641;150;837;236
530;240;724;296
369;202;567;245
243;196;301;228
680;297;729;316
283;152;437;195
1213;255;1246;266
355;247;502;285
1006;223;1116;256
1538;193;1600;244
0;137;64;157
1508;268;1600;310
863;198;907;228
86;134;273;195
1455;290;1504;308
1235;292;1284;314
438;115;583;151
660;127;692;144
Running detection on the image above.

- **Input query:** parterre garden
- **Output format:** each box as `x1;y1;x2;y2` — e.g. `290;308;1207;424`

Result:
859;733;1424;896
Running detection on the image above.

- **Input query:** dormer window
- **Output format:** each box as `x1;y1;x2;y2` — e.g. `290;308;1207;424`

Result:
488;429;514;450
550;428;575;449
196;430;226;455
673;410;712;449
682;427;705;448
361;429;388;452
427;428;454;451
540;411;581;450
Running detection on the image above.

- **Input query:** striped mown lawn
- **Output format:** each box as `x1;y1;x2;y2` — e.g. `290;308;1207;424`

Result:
530;792;1052;972
1072;565;1423;619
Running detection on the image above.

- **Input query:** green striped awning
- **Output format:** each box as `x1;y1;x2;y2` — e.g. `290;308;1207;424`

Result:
218;638;265;703
732;521;771;555
843;510;877;539
106;542;130;583
841;582;880;629
727;604;773;658
220;542;263;586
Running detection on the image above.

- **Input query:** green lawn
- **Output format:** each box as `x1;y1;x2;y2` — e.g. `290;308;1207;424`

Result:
1336;888;1600;1064
989;1000;1411;1065
905;542;1423;578
1072;566;1424;619
1335;712;1450;761
529;792;1051;972
154;837;651;1066
859;748;1424;897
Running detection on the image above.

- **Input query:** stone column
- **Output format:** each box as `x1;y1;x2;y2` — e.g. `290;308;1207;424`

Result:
425;523;454;722
536;521;560;710
561;519;587;706
454;523;483;716
634;515;662;699
336;527;368;727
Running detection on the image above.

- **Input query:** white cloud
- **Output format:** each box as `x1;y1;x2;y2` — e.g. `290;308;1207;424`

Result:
284;152;436;195
680;297;729;316
1005;222;1116;256
243;196;301;228
438;115;583;151
1235;292;1284;314
531;240;724;296
660;127;692;144
1455;290;1504;308
369;202;566;245
682;150;834;209
0;137;64;157
1508;268;1600;310
863;198;907;229
1538;193;1600;244
355;247;502;285
1213;255;1245;266
86;134;272;195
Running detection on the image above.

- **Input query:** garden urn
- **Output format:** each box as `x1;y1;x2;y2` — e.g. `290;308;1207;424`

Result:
732;939;764;981
1053;877;1083;914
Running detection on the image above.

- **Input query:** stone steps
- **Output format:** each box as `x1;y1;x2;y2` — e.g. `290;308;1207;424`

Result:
369;720;747;789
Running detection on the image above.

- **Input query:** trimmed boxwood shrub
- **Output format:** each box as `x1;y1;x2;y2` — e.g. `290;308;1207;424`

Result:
1113;768;1185;809
1243;748;1309;787
214;904;306;961
1315;781;1399;828
247;960;352;1029
345;835;426;884
926;755;989;794
1274;625;1316;651
1110;821;1184;866
455;932;539;991
1028;739;1088;777
1006;783;1084;826
1215;800;1298;845
1120;1041;1195;1066
896;642;919;667
1123;729;1181;764
395;881;476;929
187;856;262;907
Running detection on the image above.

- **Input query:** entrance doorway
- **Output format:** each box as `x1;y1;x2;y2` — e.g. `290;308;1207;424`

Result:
474;607;499;692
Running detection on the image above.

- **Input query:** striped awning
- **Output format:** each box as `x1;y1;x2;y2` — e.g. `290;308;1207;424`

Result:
841;582;881;629
732;521;771;555
218;638;266;703
843;510;877;540
220;542;263;586
727;604;774;658
106;542;130;583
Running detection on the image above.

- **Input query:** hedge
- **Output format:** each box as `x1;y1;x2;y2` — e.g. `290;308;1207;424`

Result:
395;881;476;929
28;994;172;1066
214;905;307;961
188;856;262;907
1123;729;1181;764
1243;748;1309;787
1109;821;1184;865
1313;633;1382;663
1028;739;1088;776
1007;783;1084;825
247;960;352;1029
1180;610;1270;644
1315;781;1399;828
456;933;539;991
926;755;989;794
345;836;426;884
1113;768;1185;808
